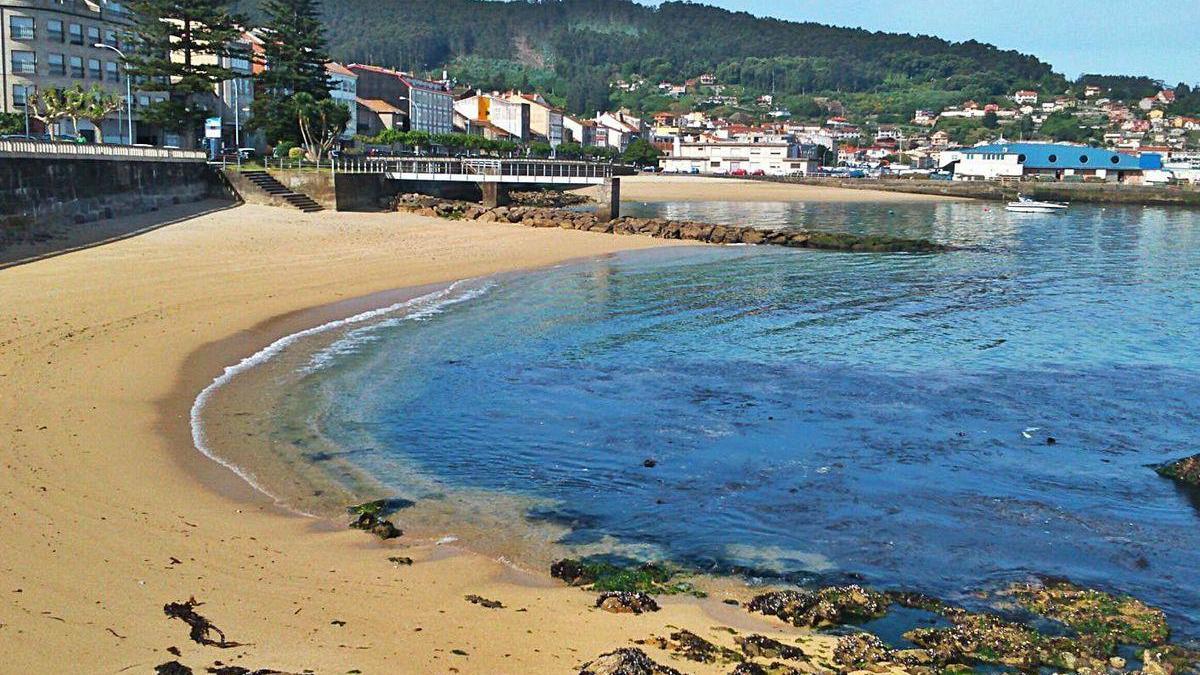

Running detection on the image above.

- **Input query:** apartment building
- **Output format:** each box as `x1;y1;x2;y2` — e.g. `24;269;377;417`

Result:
500;91;563;146
326;61;357;141
348;63;453;135
454;91;529;141
0;0;158;141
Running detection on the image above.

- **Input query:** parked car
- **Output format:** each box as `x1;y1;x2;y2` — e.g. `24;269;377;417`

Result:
730;168;748;177
640;165;657;173
688;167;701;175
751;169;765;176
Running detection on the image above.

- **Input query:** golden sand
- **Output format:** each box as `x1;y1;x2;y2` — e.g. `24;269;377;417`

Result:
0;200;876;673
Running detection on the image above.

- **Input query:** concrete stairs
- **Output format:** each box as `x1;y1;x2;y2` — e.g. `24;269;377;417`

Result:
240;171;324;212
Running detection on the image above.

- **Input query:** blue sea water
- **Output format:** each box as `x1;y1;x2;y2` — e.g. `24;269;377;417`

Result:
296;200;1200;635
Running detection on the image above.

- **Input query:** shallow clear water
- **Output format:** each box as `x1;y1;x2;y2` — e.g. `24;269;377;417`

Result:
293;201;1200;636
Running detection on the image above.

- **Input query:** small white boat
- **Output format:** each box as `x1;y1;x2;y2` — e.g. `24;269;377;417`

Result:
1005;194;1069;213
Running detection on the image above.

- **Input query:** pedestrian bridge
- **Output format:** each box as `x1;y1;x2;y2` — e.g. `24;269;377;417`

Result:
333;157;613;185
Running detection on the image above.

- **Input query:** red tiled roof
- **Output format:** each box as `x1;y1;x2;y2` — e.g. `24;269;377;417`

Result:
326;62;355;77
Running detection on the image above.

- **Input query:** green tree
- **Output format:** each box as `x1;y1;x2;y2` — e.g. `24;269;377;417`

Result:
982;110;998;129
125;0;245;142
77;85;124;143
28;88;72;136
622;138;661;166
250;0;331;144
294;92;349;162
1039;111;1090;143
0;112;24;134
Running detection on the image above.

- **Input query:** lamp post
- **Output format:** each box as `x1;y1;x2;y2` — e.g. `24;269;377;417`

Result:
94;43;133;145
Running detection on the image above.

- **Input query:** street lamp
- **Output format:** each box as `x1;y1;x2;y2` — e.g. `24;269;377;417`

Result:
94;43;133;145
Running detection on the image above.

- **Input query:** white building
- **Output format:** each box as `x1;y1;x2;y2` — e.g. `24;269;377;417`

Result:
1013;90;1039;104
454;92;529;141
660;138;819;176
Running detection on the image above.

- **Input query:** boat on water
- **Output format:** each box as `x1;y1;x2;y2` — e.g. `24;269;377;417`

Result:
1006;194;1069;213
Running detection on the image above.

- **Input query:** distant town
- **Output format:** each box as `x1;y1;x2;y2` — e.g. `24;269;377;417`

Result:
1;0;1197;186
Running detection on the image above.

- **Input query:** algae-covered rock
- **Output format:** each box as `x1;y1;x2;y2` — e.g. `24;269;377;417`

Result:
578;647;683;675
733;634;807;661
728;662;802;675
639;630;743;665
832;632;895;669
1156;454;1200;487
550;558;701;596
1009;578;1170;646
747;586;890;627
596;591;660;614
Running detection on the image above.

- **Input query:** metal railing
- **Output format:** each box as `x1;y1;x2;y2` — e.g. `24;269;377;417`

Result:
0;139;207;162
330;157;613;179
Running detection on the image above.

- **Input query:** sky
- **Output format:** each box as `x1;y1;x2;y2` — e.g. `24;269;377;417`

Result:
637;0;1198;85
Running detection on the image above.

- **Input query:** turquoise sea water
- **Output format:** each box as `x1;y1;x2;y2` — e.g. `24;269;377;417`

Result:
283;201;1200;636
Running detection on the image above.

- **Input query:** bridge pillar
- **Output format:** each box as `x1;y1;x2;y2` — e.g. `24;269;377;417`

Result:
480;182;511;209
595;177;621;221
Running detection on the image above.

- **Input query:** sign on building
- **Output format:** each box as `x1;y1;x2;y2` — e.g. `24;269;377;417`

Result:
205;117;223;139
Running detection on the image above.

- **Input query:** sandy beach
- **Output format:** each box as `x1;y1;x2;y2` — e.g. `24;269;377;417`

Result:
586;174;969;203
0;198;892;674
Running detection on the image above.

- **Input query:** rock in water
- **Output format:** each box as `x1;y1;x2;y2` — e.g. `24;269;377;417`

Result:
596;591;660;614
578;647;683;675
1156;453;1200;486
747;586;890;627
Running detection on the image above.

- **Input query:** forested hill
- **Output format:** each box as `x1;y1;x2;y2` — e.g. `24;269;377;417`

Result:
231;0;1067;117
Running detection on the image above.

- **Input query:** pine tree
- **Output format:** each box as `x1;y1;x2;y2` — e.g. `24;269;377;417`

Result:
125;0;245;141
249;0;332;145
258;0;331;99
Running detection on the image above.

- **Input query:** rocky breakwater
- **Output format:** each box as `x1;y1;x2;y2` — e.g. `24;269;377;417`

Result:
391;194;948;253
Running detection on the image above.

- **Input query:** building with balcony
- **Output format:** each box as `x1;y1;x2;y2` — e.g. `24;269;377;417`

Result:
0;0;154;141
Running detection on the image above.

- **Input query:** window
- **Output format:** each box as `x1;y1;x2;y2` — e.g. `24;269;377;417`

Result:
1079;154;1089;164
1111;155;1121;165
48;53;65;76
106;61;119;82
104;29;118;47
1048;154;1058;163
70;55;84;78
48;19;64;42
13;84;32;107
138;95;150;107
69;23;83;45
88;58;101;79
10;15;35;40
87;25;100;46
11;50;36;75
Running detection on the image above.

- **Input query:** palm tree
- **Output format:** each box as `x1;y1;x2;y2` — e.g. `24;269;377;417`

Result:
78;85;123;144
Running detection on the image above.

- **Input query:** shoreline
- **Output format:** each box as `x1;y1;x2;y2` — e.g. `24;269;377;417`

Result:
4;197;1195;673
6;202;812;674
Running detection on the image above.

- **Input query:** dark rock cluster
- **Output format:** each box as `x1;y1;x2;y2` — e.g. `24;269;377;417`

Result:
638;630;743;665
595;591;660;614
577;647;683;675
1156;453;1200;486
392;194;948;253
747;586;891;627
509;190;593;208
346;500;402;540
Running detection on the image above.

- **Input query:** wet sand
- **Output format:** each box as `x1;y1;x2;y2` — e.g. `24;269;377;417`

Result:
0;203;853;673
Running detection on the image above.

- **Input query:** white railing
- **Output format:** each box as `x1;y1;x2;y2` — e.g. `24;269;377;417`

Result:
0;140;207;162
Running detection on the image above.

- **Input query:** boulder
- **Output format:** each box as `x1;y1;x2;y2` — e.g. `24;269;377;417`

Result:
747;586;890;628
596;591;660;614
578;647;683;675
1156;454;1200;486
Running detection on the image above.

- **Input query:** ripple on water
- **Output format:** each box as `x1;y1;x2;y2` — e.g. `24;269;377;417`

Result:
234;201;1199;637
